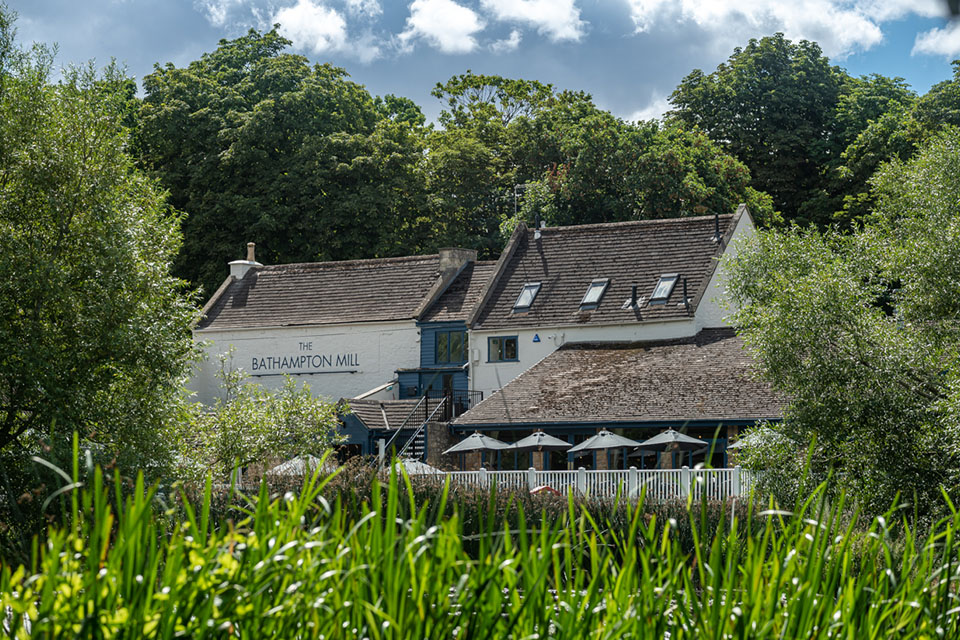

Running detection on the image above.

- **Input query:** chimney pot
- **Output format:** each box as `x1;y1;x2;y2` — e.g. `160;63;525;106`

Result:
229;241;263;279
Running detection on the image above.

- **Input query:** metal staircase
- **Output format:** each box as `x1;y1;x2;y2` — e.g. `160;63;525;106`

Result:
380;396;447;467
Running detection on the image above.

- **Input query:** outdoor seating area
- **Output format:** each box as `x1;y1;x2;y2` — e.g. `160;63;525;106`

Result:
443;428;725;471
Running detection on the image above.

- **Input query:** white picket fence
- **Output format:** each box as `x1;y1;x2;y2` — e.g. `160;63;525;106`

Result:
442;466;752;501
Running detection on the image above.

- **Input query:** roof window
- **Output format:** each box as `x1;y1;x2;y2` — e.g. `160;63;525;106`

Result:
513;282;541;312
580;278;609;309
650;274;679;304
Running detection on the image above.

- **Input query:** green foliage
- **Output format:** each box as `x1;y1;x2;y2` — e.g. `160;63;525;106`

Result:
430;79;773;254
0;8;196;471
139;28;430;295
176;358;342;482
669;34;924;228
727;128;960;516
5;451;960;637
670;34;845;225
432;70;554;130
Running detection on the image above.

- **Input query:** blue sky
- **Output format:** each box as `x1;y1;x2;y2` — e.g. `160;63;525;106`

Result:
10;0;960;122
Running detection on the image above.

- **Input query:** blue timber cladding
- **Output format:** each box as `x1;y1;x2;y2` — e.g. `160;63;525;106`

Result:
395;321;469;397
420;321;465;366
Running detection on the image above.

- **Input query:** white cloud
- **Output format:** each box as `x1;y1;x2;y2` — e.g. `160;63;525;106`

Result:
627;91;671;122
913;20;960;58
480;0;585;42
490;29;522;53
625;0;885;58
195;0;254;28
273;0;381;62
398;0;486;54
345;0;382;18
856;0;943;22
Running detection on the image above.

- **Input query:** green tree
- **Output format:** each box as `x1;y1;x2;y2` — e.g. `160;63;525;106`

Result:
0;8;197;471
669;34;847;225
139;28;429;295
429;76;775;252
177;362;342;482
726;128;960;516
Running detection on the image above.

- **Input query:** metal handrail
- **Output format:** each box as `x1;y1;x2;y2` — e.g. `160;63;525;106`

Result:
396;397;448;460
381;395;427;457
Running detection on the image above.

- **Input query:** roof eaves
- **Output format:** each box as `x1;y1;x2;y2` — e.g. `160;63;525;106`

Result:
195;274;239;330
468;222;528;328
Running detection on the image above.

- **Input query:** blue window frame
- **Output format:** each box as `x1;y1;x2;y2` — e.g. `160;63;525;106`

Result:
488;336;519;362
436;329;467;364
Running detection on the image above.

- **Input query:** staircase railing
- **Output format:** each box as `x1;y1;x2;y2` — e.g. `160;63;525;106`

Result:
396;397;448;461
380;395;427;458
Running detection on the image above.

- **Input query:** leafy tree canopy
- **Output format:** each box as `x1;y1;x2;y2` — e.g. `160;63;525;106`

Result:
176;359;342;483
428;79;774;254
0;8;197;472
669;34;847;225
726;128;960;516
139;28;429;295
669;34;921;228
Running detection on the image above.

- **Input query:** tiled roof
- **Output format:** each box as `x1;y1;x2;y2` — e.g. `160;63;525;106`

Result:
471;213;736;330
421;261;498;323
197;255;442;330
453;329;784;426
347;398;423;430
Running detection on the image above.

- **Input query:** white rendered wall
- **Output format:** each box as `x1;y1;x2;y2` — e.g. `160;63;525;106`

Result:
188;321;420;404
469;319;697;398
695;210;757;330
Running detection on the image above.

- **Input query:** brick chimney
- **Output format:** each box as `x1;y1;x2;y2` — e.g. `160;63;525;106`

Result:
228;242;263;279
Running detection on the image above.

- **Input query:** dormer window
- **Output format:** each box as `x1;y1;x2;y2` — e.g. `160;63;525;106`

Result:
513;282;541;312
580;278;609;309
650;273;678;304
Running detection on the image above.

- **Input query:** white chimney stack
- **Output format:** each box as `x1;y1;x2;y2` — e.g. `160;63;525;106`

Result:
228;242;263;279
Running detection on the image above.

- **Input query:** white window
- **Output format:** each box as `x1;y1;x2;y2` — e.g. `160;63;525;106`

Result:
580;278;609;309
513;282;541;311
650;274;679;303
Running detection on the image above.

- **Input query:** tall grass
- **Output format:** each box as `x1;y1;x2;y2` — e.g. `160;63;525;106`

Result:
2;450;960;638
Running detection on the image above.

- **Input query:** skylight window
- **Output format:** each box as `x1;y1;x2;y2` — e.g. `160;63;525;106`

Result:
513;282;541;312
580;278;609;309
650;274;679;304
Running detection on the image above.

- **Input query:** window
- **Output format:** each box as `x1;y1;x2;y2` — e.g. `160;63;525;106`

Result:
488;336;518;362
436;330;467;364
580;278;609;309
513;282;541;312
650;273;679;304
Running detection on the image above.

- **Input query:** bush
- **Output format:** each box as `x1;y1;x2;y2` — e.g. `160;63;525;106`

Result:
3;453;960;638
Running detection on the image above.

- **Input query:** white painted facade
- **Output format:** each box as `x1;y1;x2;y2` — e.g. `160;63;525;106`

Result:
468;210;757;398
189;320;420;404
693;208;756;331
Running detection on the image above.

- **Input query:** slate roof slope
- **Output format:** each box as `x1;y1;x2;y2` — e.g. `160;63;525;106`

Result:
472;213;735;330
453;329;784;426
347;398;423;430
421;261;498;323
197;255;442;330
